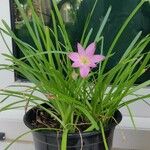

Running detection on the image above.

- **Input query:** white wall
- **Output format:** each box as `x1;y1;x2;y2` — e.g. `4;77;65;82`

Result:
0;0;14;89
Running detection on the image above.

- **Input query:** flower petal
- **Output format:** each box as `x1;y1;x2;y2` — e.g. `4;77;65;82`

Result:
85;42;96;56
88;62;96;68
92;55;105;63
79;66;90;78
77;43;85;55
72;62;81;68
68;52;79;61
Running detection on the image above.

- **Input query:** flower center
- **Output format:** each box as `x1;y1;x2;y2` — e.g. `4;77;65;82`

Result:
80;56;90;65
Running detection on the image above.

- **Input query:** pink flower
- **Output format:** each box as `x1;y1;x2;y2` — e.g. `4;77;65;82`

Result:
68;42;105;78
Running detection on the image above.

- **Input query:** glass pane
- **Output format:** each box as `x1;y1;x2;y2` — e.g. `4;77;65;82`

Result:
10;0;150;83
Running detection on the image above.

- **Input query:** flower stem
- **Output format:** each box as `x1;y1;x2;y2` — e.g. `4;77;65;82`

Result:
61;128;68;150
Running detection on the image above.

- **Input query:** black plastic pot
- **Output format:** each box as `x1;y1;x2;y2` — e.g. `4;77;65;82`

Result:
24;106;122;150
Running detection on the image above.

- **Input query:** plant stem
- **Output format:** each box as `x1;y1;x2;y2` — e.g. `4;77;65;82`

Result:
61;128;68;150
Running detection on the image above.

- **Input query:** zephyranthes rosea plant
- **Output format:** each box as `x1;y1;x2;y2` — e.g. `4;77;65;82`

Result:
0;0;150;149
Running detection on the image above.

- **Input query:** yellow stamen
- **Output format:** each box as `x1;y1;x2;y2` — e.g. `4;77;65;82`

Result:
80;56;90;65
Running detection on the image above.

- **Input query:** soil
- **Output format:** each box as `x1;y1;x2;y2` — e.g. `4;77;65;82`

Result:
30;106;91;132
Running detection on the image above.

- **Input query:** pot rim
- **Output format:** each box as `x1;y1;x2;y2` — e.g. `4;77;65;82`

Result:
23;104;122;137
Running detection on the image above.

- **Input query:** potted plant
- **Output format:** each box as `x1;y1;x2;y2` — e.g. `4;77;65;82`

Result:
0;0;150;149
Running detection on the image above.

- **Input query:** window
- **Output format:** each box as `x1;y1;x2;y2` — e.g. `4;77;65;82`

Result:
10;0;150;82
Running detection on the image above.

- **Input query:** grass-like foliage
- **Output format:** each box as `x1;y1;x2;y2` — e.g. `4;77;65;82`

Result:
0;0;150;149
